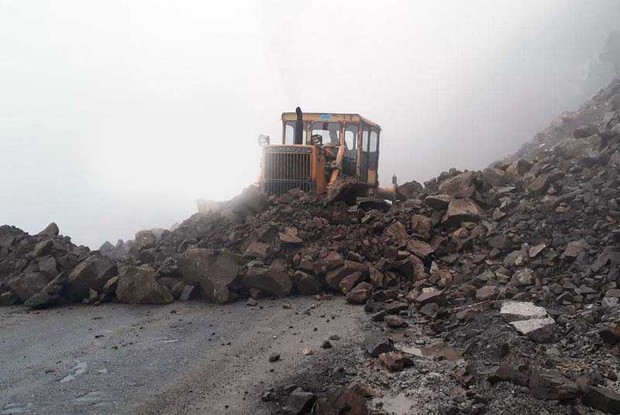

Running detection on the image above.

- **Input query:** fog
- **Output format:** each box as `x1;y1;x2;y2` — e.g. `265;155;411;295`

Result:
1;0;618;248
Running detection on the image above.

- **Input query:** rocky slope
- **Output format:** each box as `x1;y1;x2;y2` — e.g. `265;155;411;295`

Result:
1;79;620;414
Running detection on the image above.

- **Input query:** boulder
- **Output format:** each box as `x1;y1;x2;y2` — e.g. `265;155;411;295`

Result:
411;214;433;240
325;261;368;291
313;385;368;415
283;388;316;415
365;334;394;357
24;272;69;309
243;241;270;260
339;272;364;294
293;270;323;295
583;386;620;414
345;282;372;304
244;265;292;297
66;254;118;302
442;198;482;227
383;221;409;246
177;248;240;304
8;272;49;302
116;266;174;304
37;222;59;237
529;367;580;401
424;194;451;210
438;171;475;198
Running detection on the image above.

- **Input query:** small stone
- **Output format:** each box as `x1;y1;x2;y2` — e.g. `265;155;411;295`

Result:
268;353;280;362
321;340;333;349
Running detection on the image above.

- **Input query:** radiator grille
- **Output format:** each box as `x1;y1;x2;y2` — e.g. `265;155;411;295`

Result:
262;146;312;195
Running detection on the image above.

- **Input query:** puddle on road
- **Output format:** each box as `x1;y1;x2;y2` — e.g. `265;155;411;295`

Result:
398;342;462;361
373;393;416;415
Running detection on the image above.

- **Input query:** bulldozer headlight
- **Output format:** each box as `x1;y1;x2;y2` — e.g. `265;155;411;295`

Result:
258;135;270;146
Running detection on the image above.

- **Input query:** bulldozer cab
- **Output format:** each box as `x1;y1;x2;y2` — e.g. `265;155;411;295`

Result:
260;111;381;196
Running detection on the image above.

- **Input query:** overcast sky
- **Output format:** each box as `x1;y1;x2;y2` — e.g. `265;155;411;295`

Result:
1;0;618;247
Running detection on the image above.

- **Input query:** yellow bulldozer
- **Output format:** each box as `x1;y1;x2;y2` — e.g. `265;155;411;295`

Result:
258;108;397;204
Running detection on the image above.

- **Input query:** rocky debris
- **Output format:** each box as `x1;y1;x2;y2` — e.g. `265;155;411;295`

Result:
442;198;482;227
528;366;580;401
312;385;368;415
115;266;174;304
176;248;240;303
66;254;118;301
365;335;394;358
583;386;620;414
245;265;293;297
378;351;413;372
283;388;316;414
2;79;620;412
345;282;372;304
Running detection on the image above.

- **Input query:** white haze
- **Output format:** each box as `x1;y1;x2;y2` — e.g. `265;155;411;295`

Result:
0;0;618;247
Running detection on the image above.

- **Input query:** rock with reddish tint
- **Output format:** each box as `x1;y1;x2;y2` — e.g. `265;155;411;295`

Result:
488;365;529;387
339;272;364;294
243;241;270;260
415;289;444;305
438;171;475;198
245;265;292;297
293;270;323;295
383;221;409;246
379;351;413;372
325;261;368;291
528;367;580;400
424;194;451;210
406;240;434;258
346;282;373;304
177;248;240;304
442;199;482;227
476;285;500;301
563;240;589;258
411;214;433;240
116;266;174;304
383;301;409;314
383;315;407;328
313;385;368;415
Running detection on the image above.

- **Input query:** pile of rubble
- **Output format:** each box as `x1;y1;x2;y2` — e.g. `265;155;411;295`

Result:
2;79;620;413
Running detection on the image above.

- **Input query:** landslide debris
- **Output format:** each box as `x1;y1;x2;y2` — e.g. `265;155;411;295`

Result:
1;79;620;413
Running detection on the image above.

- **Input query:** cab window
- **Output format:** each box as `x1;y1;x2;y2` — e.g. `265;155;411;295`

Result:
344;125;358;156
310;122;340;145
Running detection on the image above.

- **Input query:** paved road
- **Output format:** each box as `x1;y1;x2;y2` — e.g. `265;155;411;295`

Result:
0;297;366;415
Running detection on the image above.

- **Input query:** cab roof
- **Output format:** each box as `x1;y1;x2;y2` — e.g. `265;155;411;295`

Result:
281;112;381;131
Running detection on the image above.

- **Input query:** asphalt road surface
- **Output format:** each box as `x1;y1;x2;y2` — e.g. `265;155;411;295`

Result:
0;297;366;415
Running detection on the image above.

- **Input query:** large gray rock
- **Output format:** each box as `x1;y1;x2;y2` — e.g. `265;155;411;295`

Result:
66;254;118;301
25;272;69;309
177;248;240;304
116;266;173;304
37;222;59;237
8;272;49;302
